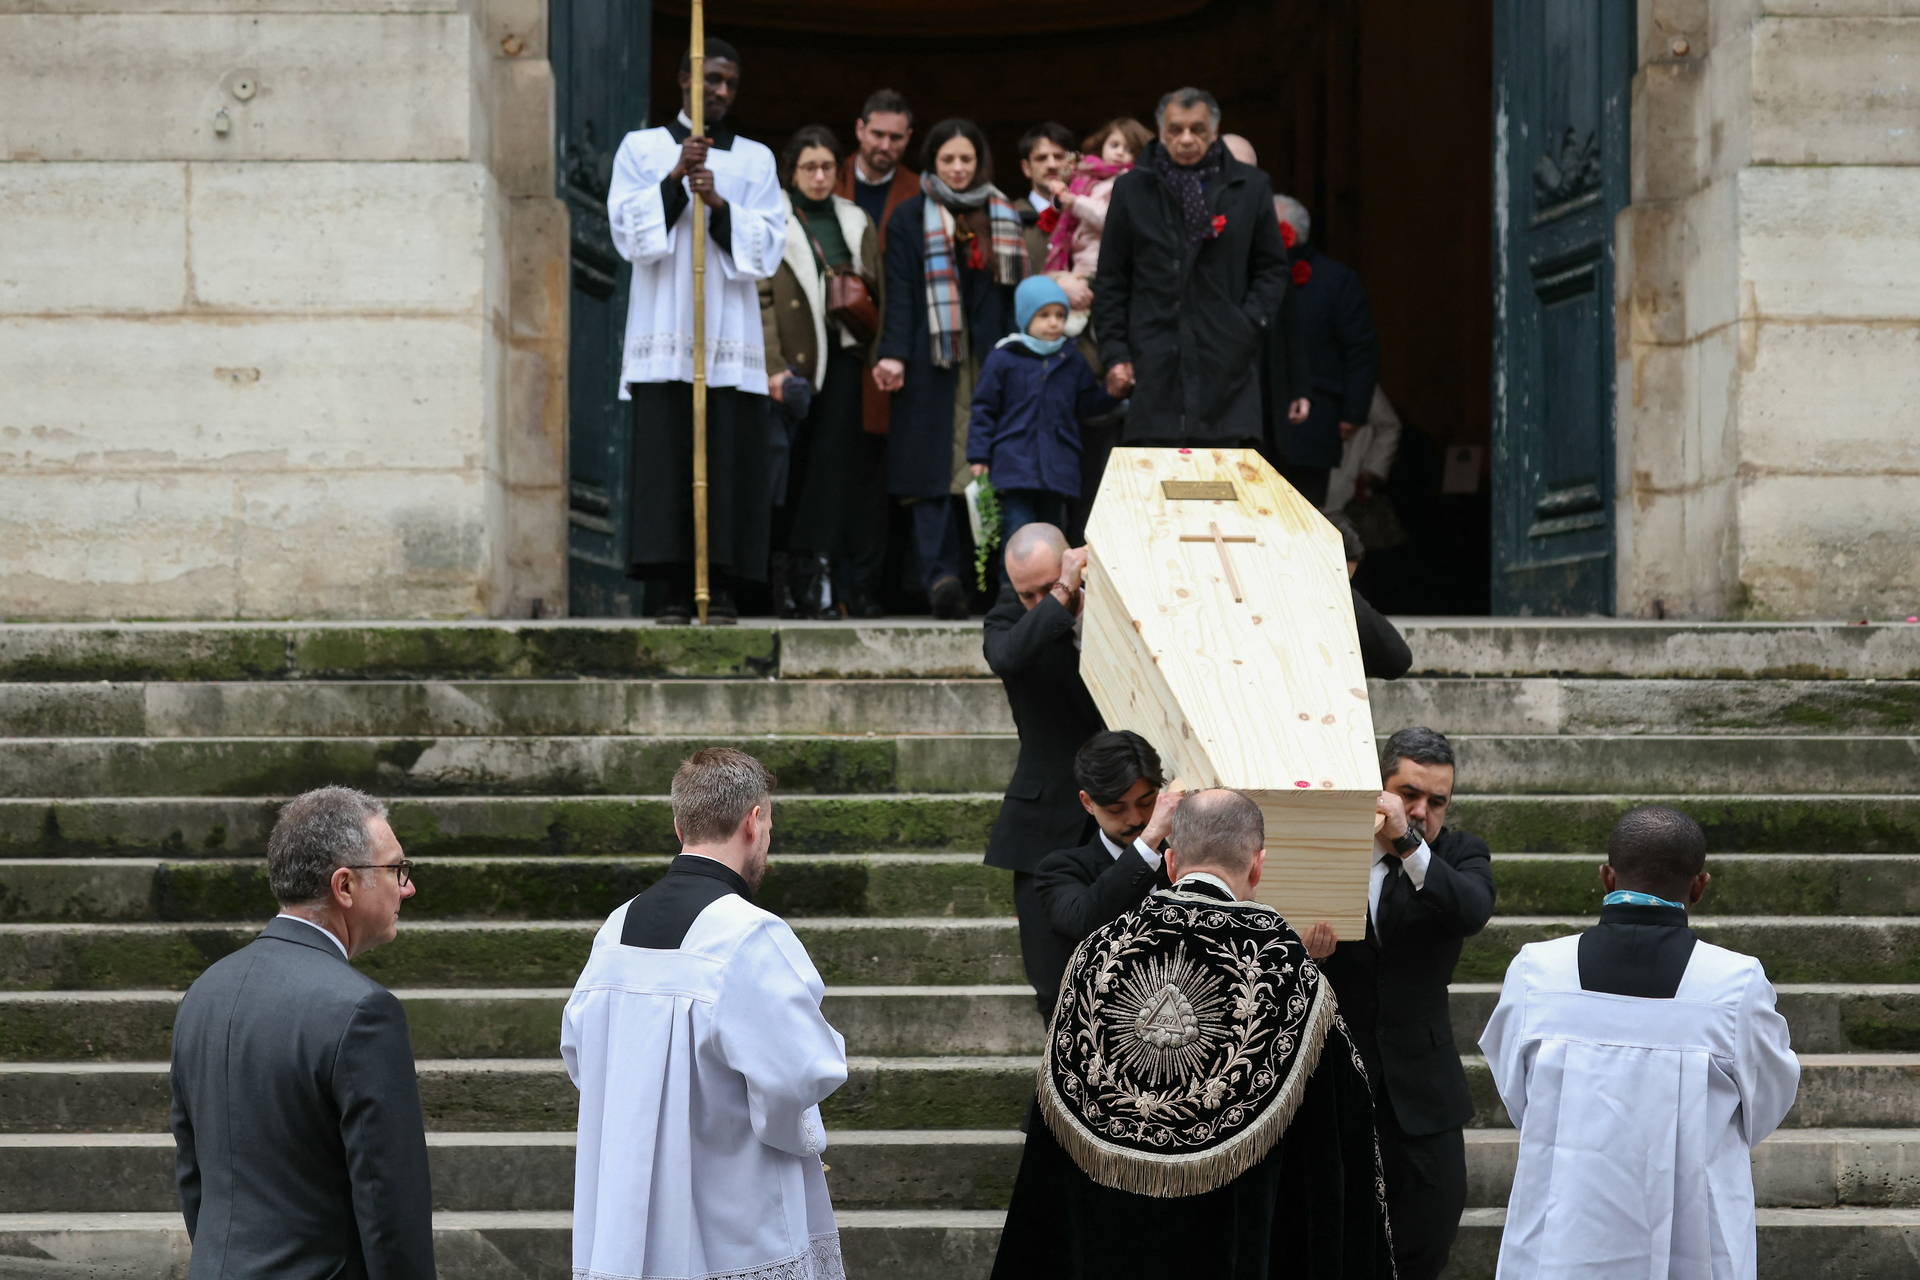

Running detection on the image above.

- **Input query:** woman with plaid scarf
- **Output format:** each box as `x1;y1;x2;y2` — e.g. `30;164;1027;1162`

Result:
873;118;1027;620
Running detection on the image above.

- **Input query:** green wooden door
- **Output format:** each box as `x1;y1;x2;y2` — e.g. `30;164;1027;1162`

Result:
554;0;649;615
1490;0;1633;614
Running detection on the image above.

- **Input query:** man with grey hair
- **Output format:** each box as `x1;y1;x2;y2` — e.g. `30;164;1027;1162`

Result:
990;787;1395;1276
1092;86;1299;448
170;785;434;1280
563;747;849;1280
983;521;1106;1016
1303;726;1494;1280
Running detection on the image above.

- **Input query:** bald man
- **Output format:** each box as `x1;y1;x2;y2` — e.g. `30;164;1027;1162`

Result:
983;523;1106;1017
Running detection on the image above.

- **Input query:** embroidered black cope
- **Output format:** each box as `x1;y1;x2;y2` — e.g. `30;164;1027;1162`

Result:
1040;883;1338;1198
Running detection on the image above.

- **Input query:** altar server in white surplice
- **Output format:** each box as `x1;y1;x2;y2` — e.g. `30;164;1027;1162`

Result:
607;38;786;622
563;748;848;1280
1480;805;1799;1280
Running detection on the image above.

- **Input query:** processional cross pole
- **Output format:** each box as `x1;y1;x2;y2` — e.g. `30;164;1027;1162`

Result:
688;0;710;624
1178;521;1257;603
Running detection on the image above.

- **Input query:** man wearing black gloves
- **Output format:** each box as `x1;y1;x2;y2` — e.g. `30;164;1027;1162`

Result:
1301;726;1494;1280
1029;730;1181;1017
983;522;1106;1017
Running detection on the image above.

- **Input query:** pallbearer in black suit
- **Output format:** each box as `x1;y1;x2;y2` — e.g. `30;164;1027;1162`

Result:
983;522;1106;1016
1029;730;1181;1017
170;786;435;1280
1302;726;1496;1280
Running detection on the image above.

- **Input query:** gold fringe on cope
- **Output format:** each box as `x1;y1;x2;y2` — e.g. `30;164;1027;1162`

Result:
1037;970;1338;1199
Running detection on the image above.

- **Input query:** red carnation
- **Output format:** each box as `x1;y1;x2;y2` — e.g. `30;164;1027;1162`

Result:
1036;206;1061;234
1291;259;1313;286
1211;214;1227;236
1280;221;1297;248
967;238;986;270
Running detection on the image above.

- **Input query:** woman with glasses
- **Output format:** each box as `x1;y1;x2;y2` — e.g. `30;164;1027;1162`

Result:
758;125;883;619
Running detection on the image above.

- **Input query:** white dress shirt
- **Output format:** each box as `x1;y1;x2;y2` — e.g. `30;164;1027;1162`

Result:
275;912;349;960
1028;188;1051;215
1367;837;1430;930
1097;829;1163;871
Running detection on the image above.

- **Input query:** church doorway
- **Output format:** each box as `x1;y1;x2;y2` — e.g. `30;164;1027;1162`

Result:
563;0;1502;617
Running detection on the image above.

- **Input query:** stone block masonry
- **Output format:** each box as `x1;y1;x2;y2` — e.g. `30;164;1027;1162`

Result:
0;0;567;621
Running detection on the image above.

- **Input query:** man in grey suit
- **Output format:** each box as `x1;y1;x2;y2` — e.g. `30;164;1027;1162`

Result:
170;785;436;1280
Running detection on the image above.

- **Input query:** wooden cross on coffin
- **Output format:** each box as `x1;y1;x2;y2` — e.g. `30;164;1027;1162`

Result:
1079;448;1382;939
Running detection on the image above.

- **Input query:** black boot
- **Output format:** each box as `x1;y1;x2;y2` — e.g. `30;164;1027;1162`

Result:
771;553;801;620
929;575;969;620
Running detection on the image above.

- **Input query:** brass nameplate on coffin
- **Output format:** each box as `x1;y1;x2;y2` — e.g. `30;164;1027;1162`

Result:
1160;480;1239;502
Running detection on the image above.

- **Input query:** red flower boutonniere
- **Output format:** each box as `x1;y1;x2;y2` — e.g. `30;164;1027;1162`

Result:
1280;221;1297;248
967;238;986;270
1036;206;1061;234
1211;214;1228;237
1291;259;1313;286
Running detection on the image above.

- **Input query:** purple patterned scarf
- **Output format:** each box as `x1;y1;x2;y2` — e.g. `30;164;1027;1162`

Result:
1153;139;1225;244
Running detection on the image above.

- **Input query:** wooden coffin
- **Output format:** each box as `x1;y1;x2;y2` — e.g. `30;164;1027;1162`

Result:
1080;447;1381;938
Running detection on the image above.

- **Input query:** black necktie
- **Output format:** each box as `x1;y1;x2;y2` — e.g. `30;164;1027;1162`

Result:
1374;855;1403;945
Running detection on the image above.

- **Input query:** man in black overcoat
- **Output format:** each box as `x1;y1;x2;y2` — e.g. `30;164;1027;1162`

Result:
983;522;1104;1015
1029;730;1179;1016
1302;726;1496;1280
1268;196;1380;508
1092;87;1293;446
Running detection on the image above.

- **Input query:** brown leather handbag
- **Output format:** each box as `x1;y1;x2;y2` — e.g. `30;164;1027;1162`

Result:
796;210;879;343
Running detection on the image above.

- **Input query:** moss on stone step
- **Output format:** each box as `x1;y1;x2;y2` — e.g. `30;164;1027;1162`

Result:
1450;796;1920;853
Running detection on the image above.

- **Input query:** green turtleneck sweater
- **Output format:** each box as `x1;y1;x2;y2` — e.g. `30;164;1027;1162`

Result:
790;191;851;269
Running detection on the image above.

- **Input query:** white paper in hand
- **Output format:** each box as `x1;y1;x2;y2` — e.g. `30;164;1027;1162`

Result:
964;478;987;544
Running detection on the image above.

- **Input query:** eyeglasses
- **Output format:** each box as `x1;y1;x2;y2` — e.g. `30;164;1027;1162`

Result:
795;161;836;175
343;859;413;887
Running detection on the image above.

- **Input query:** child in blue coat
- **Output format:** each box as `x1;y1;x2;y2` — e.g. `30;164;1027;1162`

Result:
967;276;1117;544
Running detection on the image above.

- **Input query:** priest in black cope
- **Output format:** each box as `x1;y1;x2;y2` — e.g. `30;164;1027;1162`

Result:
1030;730;1180;1017
983;522;1105;1016
993;789;1395;1279
1303;726;1495;1280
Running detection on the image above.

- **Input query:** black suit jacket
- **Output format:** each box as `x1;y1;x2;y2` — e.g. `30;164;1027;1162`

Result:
1353;586;1412;679
1030;836;1172;1012
982;592;1103;872
1275;242;1380;470
1317;827;1495;1137
170;917;436;1280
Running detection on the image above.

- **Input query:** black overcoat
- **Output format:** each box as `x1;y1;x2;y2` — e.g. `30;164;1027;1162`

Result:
1275;242;1381;469
981;591;1103;872
1092;144;1293;444
877;193;1017;498
1317;825;1496;1136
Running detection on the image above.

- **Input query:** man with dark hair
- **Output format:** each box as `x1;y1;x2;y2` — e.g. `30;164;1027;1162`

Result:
1482;807;1798;1279
170;786;434;1280
565;747;849;1279
1303;725;1494;1280
1016;122;1077;273
609;38;785;623
1094;87;1296;447
992;788;1395;1278
1028;730;1181;1016
984;522;1106;1016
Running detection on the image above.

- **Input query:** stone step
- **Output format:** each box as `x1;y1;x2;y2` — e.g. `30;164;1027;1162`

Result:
9;677;1915;741
8;1127;1914;1215
7;915;1920;992
0;736;1021;799
6;979;1915;1065
2;1053;1915;1135
6;793;1916;860
6;619;1918;683
6;852;1919;926
2;1206;1917;1280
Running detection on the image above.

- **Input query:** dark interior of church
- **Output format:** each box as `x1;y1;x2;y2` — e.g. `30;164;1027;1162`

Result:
648;0;1495;614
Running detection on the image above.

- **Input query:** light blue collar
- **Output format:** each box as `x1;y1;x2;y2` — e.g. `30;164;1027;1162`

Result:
1604;889;1686;910
1002;332;1067;357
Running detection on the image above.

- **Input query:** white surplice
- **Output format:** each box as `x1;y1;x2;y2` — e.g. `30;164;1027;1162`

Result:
562;893;849;1280
608;115;785;396
1479;934;1800;1280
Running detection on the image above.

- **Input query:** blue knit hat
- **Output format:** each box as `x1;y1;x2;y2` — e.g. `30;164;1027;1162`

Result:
1015;276;1071;334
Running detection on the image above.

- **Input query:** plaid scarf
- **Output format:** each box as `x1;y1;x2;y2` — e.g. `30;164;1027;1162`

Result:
921;175;1027;368
1153;139;1225;244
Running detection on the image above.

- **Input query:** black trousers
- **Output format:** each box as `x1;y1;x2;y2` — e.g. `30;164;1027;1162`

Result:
1377;1102;1466;1280
1278;463;1331;508
1012;871;1053;1020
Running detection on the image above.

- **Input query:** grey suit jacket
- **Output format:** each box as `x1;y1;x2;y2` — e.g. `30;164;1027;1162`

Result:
170;916;436;1280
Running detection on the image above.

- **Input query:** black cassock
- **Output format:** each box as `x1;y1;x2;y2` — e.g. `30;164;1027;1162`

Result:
991;879;1396;1280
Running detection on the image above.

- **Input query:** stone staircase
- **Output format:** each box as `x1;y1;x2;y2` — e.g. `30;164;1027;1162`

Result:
0;618;1917;1279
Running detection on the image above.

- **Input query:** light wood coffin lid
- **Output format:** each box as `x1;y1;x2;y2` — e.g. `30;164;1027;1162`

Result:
1080;447;1381;937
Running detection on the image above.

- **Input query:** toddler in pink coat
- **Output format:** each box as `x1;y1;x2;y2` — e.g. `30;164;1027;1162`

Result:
1039;117;1153;323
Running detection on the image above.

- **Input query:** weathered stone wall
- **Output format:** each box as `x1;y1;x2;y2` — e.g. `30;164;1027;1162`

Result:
1619;0;1920;620
0;0;566;620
